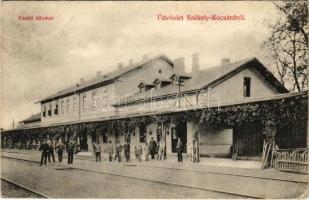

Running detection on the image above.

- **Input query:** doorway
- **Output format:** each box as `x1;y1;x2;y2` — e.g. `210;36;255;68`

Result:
171;122;187;153
79;129;88;151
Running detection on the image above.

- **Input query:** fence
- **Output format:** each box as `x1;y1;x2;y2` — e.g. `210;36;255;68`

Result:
273;148;308;174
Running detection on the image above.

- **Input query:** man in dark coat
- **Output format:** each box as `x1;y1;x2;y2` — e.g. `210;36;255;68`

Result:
123;141;130;162
67;139;75;164
39;139;49;166
114;141;123;162
47;140;56;162
56;140;65;162
149;137;157;159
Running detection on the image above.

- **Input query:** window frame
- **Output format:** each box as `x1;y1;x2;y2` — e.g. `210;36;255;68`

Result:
66;98;70;113
48;104;52;116
61;100;65;114
82;95;87;110
54;102;58;115
243;77;251;97
92;92;97;109
42;106;46;117
73;96;77;112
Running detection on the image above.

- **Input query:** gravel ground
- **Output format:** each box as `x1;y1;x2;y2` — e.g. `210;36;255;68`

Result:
1;180;42;198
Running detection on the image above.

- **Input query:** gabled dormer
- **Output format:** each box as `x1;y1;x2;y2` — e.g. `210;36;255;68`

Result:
138;82;155;93
152;78;172;89
169;73;191;86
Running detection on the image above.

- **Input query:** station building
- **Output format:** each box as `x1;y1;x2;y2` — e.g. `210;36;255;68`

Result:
1;54;307;160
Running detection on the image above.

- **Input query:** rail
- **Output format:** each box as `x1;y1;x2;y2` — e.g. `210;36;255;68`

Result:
1;177;49;198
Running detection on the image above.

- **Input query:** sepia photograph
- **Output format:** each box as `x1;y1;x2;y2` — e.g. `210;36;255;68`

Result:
0;1;308;199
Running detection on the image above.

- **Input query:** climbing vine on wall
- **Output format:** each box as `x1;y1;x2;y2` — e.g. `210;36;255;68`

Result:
3;92;307;146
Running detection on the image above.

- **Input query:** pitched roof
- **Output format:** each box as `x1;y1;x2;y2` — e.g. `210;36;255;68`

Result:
169;73;192;79
20;113;41;123
138;81;155;87
116;57;288;106
153;78;172;84
38;55;174;103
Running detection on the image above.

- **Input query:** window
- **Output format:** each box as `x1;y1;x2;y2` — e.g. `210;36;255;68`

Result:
42;106;46;117
102;96;108;107
92;92;97;109
61;101;65;114
139;125;146;143
48;104;52;116
243;77;251;97
66;98;70;113
83;95;87;110
54;102;58;115
73;97;77;112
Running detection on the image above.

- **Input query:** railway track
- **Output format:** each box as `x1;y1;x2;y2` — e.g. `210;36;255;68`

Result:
1;177;49;198
2;155;263;199
2;151;308;184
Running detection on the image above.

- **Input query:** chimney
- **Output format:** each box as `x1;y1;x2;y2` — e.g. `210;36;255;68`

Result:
173;57;185;73
118;62;123;70
129;59;134;66
221;58;230;65
96;71;102;77
192;53;199;73
142;54;148;61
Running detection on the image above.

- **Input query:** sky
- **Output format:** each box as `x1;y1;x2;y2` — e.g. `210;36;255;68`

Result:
1;1;281;129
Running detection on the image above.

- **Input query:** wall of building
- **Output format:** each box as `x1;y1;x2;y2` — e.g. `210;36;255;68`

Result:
39;62;281;156
79;84;116;121
40;58;175;127
119;67;279;116
19;121;41;128
41;94;81;126
209;68;277;104
199;128;233;157
114;59;175;97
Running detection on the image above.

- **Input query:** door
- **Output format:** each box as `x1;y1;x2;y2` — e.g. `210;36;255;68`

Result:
233;124;263;157
171;122;187;153
79;129;88;151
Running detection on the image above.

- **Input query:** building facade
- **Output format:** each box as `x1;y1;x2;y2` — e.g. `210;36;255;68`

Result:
2;54;307;161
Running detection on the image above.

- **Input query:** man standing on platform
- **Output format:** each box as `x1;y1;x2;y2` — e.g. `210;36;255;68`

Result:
56;140;65;162
106;140;114;162
39;139;49;166
48;140;56;162
149;137;157;159
176;137;183;162
93;141;102;162
67;139;75;164
114;141;123;162
123;141;130;162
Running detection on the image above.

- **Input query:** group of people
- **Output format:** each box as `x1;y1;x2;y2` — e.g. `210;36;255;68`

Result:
2;137;42;150
38;136;190;165
39;139;75;166
92;137;169;163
